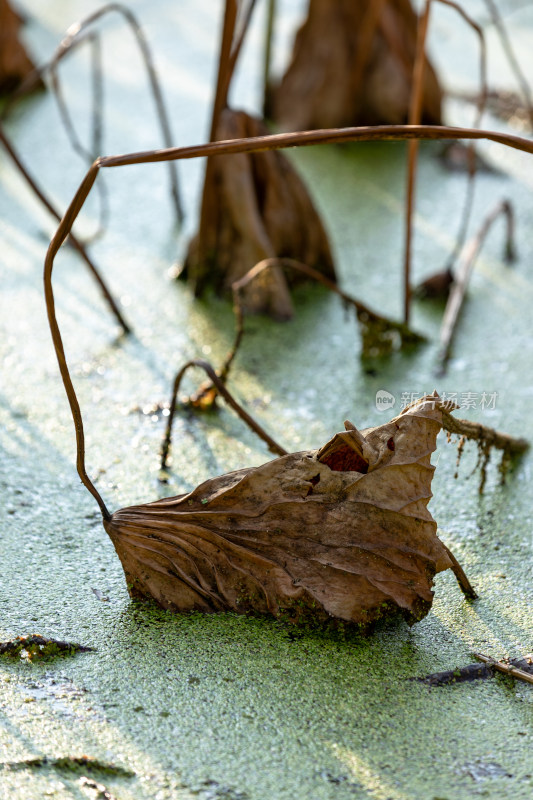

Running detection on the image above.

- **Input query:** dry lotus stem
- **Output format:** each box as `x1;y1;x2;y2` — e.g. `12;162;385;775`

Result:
105;394;476;628
160;357;287;474
437;199;516;374
1;2;183;224
403;0;488;324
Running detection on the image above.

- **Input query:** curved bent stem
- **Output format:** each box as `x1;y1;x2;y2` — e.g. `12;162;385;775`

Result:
160;358;287;473
2;2;183;225
224;257;423;380
44;165;111;521
44;121;533;516
0;123;130;334
49;33;109;241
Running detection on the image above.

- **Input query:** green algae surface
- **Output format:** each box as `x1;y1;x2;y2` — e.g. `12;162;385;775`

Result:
1;1;532;798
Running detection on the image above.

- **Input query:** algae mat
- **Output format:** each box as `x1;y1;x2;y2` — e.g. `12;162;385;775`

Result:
1;1;532;798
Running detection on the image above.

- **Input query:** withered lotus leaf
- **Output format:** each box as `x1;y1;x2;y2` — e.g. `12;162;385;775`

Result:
0;0;41;95
184;108;336;319
104;395;465;629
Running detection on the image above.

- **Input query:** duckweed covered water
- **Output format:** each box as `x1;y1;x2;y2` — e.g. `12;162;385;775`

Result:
1;1;532;798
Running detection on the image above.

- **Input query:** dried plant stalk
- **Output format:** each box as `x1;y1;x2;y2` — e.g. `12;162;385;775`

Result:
1;2;183;225
403;0;488;324
438;199;516;372
93;124;533;169
160;357;287;474
0;123;131;334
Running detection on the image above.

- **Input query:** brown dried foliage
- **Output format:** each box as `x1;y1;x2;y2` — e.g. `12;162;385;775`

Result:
0;0;42;95
105;396;474;629
270;0;442;131
43;121;533;630
184;109;336;319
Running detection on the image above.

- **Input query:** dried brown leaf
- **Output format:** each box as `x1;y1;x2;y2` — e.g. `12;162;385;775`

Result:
105;395;468;630
184;109;336;318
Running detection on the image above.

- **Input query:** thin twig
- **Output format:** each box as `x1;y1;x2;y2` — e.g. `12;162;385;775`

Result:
474;653;533;685
403;0;431;325
1;3;183;224
404;0;488;323
49;33;109;241
262;0;276;116
160;358;287;473
438;199;516;371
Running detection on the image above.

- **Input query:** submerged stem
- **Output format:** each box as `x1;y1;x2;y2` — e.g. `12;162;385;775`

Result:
44;165;111;521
